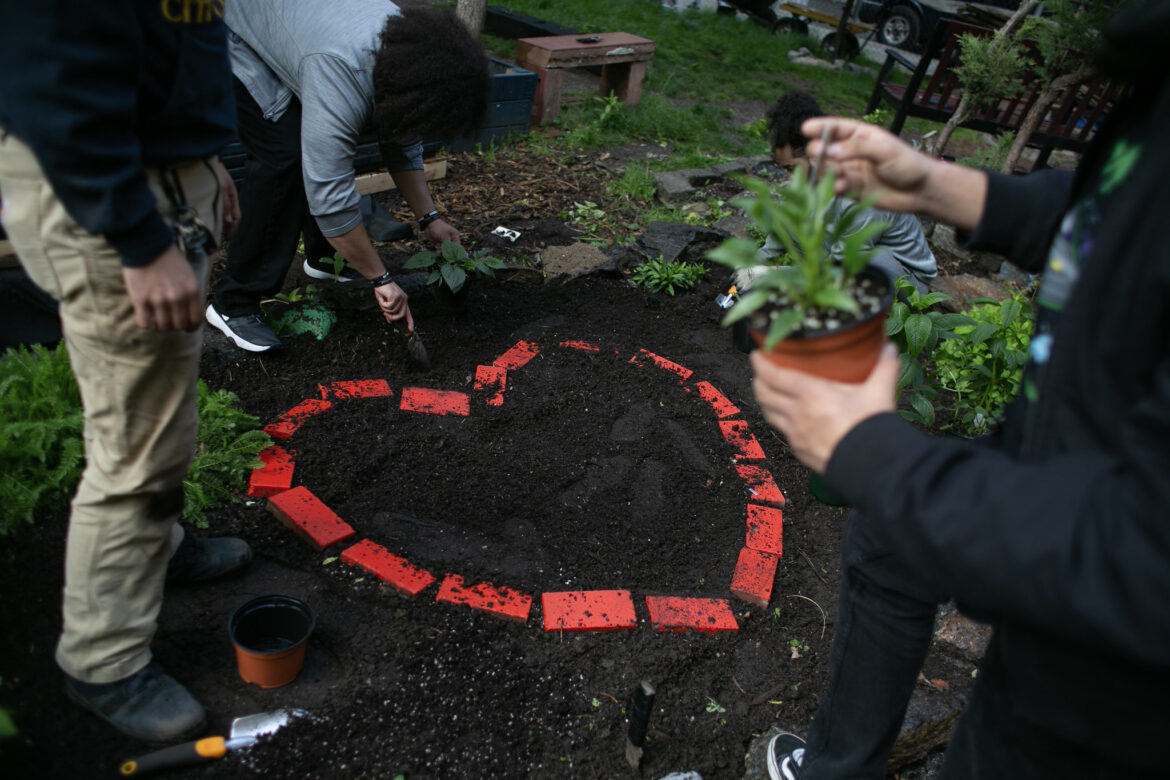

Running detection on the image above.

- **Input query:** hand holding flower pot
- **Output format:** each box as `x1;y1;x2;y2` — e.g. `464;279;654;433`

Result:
709;168;894;382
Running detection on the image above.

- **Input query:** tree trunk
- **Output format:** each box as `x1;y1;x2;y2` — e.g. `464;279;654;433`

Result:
1000;69;1089;174
925;1;1039;159
835;0;858;59
456;0;486;38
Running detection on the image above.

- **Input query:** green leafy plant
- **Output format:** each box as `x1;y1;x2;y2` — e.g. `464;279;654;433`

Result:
932;293;1033;436
273;286;321;306
704;696;726;714
707;168;888;349
0;343;83;534
319;251;356;282
562;200;616;245
184;381;273;528
886;278;977;429
631;256;708;295
403;240;506;294
270;285;337;341
861;107;891;126
0;344;270;533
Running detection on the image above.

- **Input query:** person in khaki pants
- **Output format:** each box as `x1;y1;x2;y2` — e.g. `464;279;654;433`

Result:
0;3;251;743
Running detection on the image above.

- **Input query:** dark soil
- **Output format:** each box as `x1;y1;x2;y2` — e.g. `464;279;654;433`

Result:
1;142;983;779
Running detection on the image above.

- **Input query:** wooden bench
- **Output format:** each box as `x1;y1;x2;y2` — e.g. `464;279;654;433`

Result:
865;18;1123;168
515;32;656;124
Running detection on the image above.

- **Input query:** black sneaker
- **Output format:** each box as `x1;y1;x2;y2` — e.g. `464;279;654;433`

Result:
302;257;365;283
767;731;807;780
64;662;206;742
166;534;253;584
205;303;281;352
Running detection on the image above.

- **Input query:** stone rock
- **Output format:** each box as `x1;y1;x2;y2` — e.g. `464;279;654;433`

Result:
933;603;992;661
998;261;1035;287
496;263;545;286
711;213;752;240
887;682;965;772
742;724;789;779
932;225;1003;275
674;168;722;186
638;221;727;264
653;170;696;204
929;274;1015;313
538;242;611;280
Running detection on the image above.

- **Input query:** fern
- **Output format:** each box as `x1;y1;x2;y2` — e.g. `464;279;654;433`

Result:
184;381;272;529
0;345;270;533
0;344;84;533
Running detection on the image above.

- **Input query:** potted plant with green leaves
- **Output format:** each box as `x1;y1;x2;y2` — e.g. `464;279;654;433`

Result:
403;240;507;309
708;166;895;383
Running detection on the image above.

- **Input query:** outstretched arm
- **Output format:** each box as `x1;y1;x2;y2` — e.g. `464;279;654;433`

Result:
803;118;988;231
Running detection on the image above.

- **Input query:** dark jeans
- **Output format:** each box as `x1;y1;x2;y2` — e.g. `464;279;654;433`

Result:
212;78;333;317
804;513;1157;779
801;511;944;780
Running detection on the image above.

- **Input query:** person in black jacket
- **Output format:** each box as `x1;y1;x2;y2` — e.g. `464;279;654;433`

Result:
0;1;252;743
751;2;1170;778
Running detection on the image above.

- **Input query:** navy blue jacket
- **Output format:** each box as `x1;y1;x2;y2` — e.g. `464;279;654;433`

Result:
0;1;235;266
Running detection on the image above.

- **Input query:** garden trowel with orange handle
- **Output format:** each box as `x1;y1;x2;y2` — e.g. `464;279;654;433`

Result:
118;708;308;776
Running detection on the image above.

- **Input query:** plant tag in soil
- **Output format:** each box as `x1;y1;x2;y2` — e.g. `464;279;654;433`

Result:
491;226;520;242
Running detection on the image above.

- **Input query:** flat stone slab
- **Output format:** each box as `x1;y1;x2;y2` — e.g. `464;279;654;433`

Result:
540;242;611;280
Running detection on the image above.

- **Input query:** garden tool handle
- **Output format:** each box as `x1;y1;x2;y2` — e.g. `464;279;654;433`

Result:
119;736;226;776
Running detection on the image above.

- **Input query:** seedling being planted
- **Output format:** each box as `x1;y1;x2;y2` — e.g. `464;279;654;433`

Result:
403;240;506;294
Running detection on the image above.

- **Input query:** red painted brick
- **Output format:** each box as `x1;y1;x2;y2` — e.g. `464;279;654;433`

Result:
629;349;693;381
399;387;470;416
729;547;778;608
645;596;739;633
493;340;541;370
693;381;740;418
248;445;296;498
718;419;766;460
263;399;332;440
473;365;507;407
340;539;437;597
744;504;783;556
319;379;393;400
541;590;637;632
267;486;355;550
436;574;532;623
734;464;786;504
559;340;599;352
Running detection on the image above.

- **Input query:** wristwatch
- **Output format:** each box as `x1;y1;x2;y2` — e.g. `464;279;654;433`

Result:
417;209;440;230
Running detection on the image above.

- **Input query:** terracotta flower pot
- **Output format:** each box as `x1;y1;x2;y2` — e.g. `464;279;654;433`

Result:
228;595;315;689
751;265;895;383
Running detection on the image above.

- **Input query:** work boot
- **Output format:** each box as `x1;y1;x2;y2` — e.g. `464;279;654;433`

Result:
166;533;252;584
64;662;206;742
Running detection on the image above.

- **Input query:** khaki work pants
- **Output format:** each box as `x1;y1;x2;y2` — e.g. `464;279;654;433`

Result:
0;132;222;684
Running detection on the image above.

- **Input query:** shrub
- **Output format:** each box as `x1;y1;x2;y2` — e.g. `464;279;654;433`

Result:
631;256;708;295
0;343;84;533
0;344;271;533
932;293;1033;436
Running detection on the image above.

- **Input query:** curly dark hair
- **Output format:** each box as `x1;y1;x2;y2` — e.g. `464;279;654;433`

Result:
766;90;824;154
372;5;491;146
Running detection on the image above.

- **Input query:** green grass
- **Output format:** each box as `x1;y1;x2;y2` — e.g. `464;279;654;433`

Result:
482;0;890;164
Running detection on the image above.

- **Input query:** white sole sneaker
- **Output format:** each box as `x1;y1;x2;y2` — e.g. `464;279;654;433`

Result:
205;304;279;352
302;258;362;283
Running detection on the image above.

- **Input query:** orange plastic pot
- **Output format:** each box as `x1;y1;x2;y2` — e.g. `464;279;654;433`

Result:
228;595;315;689
751;265;894;383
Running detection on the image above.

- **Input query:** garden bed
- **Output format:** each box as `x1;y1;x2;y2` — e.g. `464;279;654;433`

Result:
1;148;979;779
